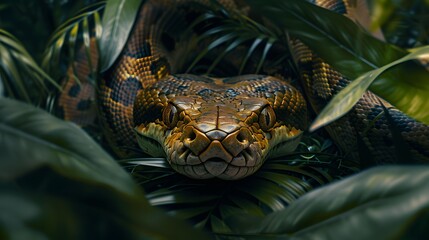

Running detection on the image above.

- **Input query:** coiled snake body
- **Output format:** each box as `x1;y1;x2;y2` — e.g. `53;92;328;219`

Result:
59;0;429;180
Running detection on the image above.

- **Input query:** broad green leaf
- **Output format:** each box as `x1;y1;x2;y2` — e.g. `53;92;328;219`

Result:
246;0;429;126
370;47;429;125
126;133;349;232
246;0;404;75
228;166;429;240
0;98;210;240
99;0;142;72
0;98;142;195
311;45;429;131
130;157;344;230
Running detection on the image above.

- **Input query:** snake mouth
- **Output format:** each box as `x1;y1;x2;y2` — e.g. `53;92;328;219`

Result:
204;158;228;176
169;142;263;180
136;122;302;180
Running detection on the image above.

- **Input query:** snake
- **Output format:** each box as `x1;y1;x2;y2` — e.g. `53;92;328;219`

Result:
58;0;429;180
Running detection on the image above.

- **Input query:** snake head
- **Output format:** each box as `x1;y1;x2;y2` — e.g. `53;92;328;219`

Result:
134;74;307;180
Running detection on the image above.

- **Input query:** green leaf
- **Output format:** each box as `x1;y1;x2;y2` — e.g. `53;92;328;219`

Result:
99;0;142;72
207;36;252;74
0;97;142;194
310;45;429;130
126;140;350;231
83;17;96;82
246;0;429;127
370;0;395;31
0;29;58;104
228;166;429;240
256;37;276;73
210;215;232;233
246;0;404;75
370;46;429;125
239;37;264;73
187;4;283;75
0;98;210;240
370;0;429;48
187;32;237;73
43;2;104;78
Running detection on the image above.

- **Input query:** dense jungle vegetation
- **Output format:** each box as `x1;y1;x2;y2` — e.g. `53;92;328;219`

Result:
1;0;429;239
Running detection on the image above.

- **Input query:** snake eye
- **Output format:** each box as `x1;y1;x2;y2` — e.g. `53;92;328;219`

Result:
259;105;276;131
162;103;179;129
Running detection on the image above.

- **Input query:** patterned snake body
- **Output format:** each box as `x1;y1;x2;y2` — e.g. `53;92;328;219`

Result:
291;1;429;163
59;0;429;180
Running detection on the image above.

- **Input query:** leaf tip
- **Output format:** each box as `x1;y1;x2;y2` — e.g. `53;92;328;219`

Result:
309;121;323;132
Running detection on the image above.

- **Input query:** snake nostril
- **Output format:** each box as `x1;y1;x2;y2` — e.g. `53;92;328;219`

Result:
238;128;254;144
188;129;197;141
236;131;247;143
182;126;197;142
182;126;211;155
221;128;253;157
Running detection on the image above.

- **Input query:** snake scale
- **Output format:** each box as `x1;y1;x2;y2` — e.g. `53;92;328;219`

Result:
58;0;429;180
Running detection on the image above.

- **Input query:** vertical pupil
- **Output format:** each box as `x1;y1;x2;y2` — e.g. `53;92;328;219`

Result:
168;106;177;125
265;111;270;126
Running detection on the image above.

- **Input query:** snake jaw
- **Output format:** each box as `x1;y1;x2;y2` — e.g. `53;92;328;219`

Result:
135;98;304;180
135;119;266;180
164;124;268;180
135;122;169;157
267;125;303;159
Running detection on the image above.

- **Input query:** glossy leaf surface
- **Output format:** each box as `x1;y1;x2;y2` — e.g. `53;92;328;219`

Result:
228;166;429;240
247;0;429;126
0;98;209;240
99;0;142;71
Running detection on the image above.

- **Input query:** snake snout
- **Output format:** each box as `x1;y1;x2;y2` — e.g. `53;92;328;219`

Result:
222;128;253;157
181;126;211;156
174;125;261;179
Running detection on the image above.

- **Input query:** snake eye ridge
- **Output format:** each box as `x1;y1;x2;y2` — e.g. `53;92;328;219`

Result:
162;103;179;129
259;105;276;131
